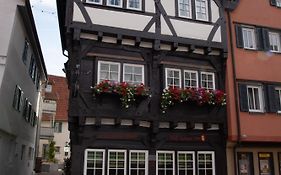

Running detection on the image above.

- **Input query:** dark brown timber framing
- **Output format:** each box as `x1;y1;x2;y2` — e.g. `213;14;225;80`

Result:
57;0;229;175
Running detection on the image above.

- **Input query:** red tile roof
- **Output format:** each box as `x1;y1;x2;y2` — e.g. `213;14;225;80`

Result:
44;75;69;121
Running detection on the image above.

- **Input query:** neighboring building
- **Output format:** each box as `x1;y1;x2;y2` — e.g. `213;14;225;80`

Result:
0;0;47;174
226;0;281;175
39;75;70;164
57;0;229;175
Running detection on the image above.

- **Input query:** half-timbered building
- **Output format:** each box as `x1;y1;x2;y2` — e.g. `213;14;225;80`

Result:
57;0;229;174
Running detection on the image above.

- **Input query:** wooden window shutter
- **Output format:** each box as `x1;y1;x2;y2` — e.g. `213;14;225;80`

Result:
238;84;249;112
262;28;270;51
270;0;277;6
19;91;24;112
256;28;264;50
235;25;244;48
267;85;278;113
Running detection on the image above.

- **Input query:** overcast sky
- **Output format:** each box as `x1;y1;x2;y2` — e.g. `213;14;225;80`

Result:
30;0;67;77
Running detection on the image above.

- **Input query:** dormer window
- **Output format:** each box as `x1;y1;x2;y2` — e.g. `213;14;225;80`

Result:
127;0;141;10
107;0;122;8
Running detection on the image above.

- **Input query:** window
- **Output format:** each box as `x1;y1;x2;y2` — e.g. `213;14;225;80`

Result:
178;152;195;175
22;40;29;64
237;152;254;175
247;85;264;112
84;149;105;175
55;146;60;153
277;0;281;7
98;61;120;83
242;27;256;49
276;88;281;113
129;150;148;175
165;68;181;88
28;147;34;160
29;55;37;82
127;0;141;10
45;84;52;93
21;145;26;160
269;32;281;52
258;153;274;175
54;122;62;133
157;151;175;175
184;70;198;88
201;72;215;90
195;0;208;21
108;150;126;175
86;0;102;5
36;73;41;90
178;0;192;18
13;85;24;112
197;152;215;175
278;152;281;174
123;64;144;85
107;0;122;7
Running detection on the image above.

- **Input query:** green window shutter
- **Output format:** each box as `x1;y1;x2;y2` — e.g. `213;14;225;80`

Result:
238;84;249;112
235;25;244;48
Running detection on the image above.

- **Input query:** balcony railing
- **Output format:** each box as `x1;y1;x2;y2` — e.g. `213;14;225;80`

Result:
40;127;54;139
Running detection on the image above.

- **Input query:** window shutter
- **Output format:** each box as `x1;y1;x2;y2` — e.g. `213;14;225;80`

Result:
12;86;19;109
235;25;244;48
262;28;270;51
267;85;278;113
256;28;264;50
270;0;277;6
238;84;249;112
19;91;24;112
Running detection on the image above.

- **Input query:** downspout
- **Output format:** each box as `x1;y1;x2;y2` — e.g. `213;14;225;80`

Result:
227;10;241;175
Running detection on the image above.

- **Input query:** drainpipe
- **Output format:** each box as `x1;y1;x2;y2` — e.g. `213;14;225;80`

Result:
227;10;242;175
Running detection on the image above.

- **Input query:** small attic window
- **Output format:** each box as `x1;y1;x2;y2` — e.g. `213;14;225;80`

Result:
45;84;52;93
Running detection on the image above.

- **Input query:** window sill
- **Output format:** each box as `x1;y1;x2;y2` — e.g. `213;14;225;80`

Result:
269;50;281;54
243;47;257;51
248;110;265;114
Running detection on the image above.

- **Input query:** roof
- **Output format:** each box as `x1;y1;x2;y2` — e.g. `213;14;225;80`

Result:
44;75;69;121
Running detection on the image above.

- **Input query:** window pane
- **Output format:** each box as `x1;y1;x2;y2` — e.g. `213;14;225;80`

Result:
100;63;109;71
87;169;94;175
125;65;133;73
110;64;119;72
254;88;260;110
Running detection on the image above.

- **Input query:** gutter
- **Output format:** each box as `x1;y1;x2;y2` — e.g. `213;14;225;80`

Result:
226;9;242;175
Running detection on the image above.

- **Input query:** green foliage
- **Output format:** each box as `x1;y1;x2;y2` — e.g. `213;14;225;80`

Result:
47;140;56;162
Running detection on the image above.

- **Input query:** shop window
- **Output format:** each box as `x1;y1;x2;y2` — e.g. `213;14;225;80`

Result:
157;151;175;175
108;150;126;175
197;152;215;175
237;152;254;175
178;152;195;175
129;150;148;175
258;153;274;175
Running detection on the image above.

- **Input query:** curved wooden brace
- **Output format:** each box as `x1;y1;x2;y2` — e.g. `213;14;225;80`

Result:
74;0;93;25
207;18;224;42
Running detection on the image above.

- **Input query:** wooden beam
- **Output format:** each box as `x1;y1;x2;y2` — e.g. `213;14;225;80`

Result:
188;44;195;53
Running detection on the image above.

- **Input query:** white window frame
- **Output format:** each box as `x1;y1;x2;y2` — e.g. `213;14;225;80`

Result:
165;68;182;88
200;72;215;90
156;151;175;175
107;0;123;8
275;88;281;113
184;70;198;88
242;27;256;50
97;61;121;83
247;85;264;113
86;0;103;5
177;151;195;175
277;0;281;7
178;0;192;19
129;150;149;175
84;149;106;175
269;32;281;53
108;149;127;175
197;151;215;175
127;0;142;11
195;0;209;21
123;63;145;85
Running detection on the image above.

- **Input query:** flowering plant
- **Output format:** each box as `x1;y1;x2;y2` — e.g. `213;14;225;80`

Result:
161;86;226;113
91;80;149;108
